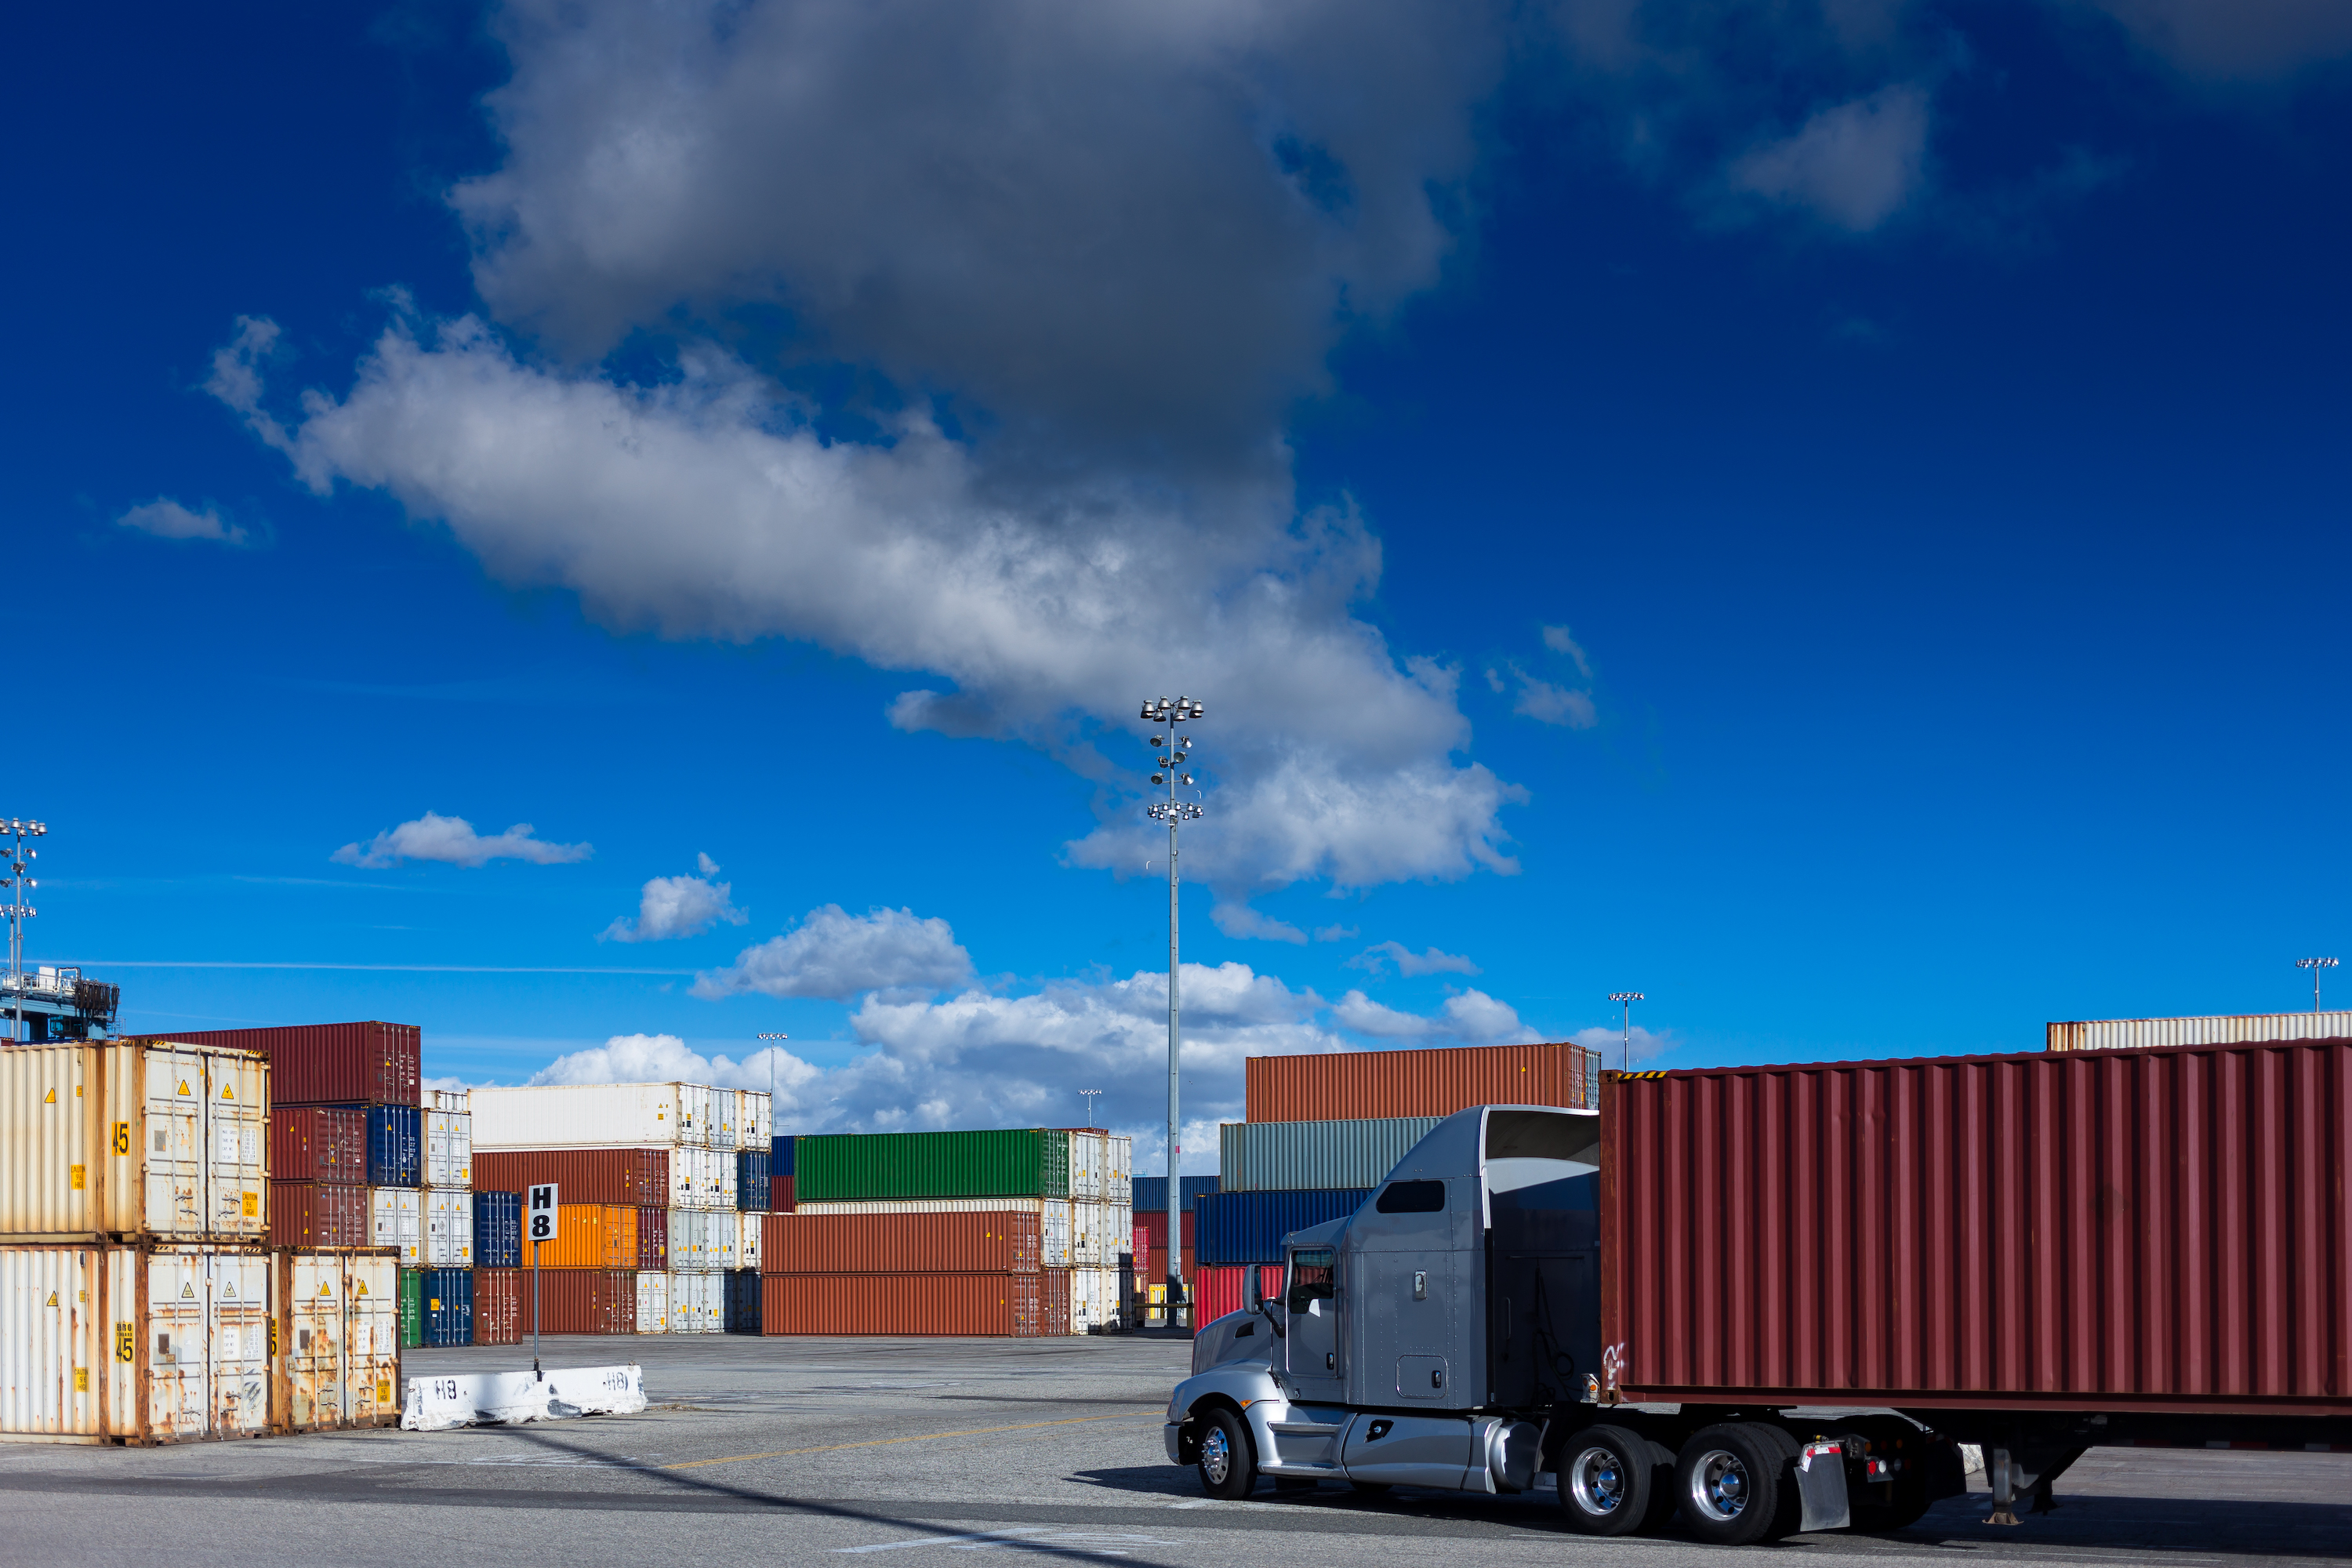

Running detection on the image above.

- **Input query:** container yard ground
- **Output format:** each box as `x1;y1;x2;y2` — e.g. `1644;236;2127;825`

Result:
0;1335;2343;1566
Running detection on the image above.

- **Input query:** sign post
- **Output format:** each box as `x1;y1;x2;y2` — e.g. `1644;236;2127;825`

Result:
527;1183;558;1380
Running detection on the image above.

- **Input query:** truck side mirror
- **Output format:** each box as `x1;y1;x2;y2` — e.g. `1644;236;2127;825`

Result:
1247;1270;1263;1310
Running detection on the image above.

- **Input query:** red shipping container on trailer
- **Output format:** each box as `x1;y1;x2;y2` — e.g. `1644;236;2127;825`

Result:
474;1268;521;1345
1192;1264;1283;1323
158;1022;420;1106
637;1206;667;1271
474;1149;669;1207
1601;1038;2352;1417
268;1181;369;1248
269;1106;370;1185
1246;1041;1602;1123
760;1272;1042;1335
760;1210;1041;1274
522;1269;637;1334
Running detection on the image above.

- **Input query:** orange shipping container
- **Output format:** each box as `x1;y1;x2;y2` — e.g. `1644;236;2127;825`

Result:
1245;1041;1602;1123
760;1272;1041;1335
760;1210;1040;1274
530;1204;637;1270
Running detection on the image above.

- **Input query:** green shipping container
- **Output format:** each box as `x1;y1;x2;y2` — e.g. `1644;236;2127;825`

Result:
795;1129;1072;1203
398;1267;423;1348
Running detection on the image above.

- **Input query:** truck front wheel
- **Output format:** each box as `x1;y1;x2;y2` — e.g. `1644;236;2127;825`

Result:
1195;1407;1258;1500
1672;1423;1786;1547
1557;1425;1656;1536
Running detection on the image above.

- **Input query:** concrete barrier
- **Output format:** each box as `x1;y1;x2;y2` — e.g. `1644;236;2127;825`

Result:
401;1364;647;1431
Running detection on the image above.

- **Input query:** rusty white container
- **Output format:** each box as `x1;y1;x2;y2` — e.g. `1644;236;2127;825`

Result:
1070;1200;1131;1268
733;1210;762;1273
1064;1131;1132;1202
368;1188;420;1265
728;1090;772;1151
666;1270;720;1334
1067;1263;1121;1334
0;1243;271;1443
0;1042;267;1243
423;1087;470;1114
274;1248;399;1432
423;1109;471;1189
422;1189;473;1268
470;1083;701;1149
633;1270;669;1334
2046;1009;2352;1051
795;1197;1076;1269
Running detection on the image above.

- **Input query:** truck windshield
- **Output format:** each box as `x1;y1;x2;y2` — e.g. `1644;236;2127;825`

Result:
1286;1247;1336;1312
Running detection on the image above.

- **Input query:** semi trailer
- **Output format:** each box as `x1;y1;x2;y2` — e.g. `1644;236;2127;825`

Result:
1162;1036;2352;1544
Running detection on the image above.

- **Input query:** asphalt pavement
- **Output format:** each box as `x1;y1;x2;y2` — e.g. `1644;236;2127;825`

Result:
0;1334;2344;1566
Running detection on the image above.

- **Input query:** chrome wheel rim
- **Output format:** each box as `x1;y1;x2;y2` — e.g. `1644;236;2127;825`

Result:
1200;1426;1232;1486
1570;1446;1627;1515
1688;1449;1750;1521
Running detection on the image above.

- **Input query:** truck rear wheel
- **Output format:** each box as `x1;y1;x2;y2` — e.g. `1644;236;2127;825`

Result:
1672;1423;1786;1547
1194;1407;1257;1500
1557;1425;1656;1537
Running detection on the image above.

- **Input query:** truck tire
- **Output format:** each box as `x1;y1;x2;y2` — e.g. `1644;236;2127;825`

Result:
1194;1406;1258;1500
1747;1424;1807;1541
1672;1422;1786;1547
1557;1425;1656;1536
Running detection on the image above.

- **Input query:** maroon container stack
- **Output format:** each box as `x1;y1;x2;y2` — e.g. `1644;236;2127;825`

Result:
162;1021;421;1107
529;1270;637;1334
637;1205;668;1271
269;1181;370;1248
474;1149;670;1207
474;1269;522;1345
259;1095;376;1249
771;1174;795;1212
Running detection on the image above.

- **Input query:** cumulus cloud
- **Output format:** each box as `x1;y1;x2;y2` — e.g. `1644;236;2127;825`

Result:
1727;84;1930;231
601;853;748;942
116;497;247;545
1347;940;1480;978
1212;904;1309;944
2082;0;2352;81
1540;624;1595;679
1573;1022;1677;1066
694;905;975;1000
332;811;592;868
1332;987;1534;1043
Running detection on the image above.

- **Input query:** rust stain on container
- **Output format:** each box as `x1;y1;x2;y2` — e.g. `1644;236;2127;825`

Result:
1600;1039;2352;1416
1245;1042;1602;1123
760;1210;1041;1274
758;1272;1042;1335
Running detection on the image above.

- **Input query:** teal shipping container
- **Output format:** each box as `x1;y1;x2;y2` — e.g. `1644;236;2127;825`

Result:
1218;1116;1442;1192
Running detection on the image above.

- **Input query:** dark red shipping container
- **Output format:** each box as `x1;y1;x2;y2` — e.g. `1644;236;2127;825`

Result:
1144;1246;1196;1287
760;1272;1041;1335
474;1148;669;1207
1601;1039;2352;1417
1246;1041;1602;1123
268;1181;369;1248
760;1210;1040;1274
771;1174;795;1212
1131;1211;1194;1252
474;1268;521;1345
637;1205;668;1271
517;1269;637;1334
269;1106;369;1185
155;1021;421;1106
1041;1269;1071;1337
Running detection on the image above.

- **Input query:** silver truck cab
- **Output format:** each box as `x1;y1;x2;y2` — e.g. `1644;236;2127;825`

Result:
1163;1104;1599;1497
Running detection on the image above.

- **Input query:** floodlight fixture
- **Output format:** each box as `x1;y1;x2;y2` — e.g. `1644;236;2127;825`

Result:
2297;957;2339;1013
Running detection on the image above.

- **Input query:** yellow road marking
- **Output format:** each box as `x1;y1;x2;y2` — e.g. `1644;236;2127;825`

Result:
661;1410;1161;1471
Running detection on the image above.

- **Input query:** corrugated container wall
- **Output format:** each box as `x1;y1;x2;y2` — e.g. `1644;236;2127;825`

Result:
2049;1011;2352;1051
1245;1042;1602;1123
532;1204;637;1270
1194;1189;1373;1265
423;1109;470;1189
474;1267;520;1345
734;1210;761;1272
426;1087;470;1113
474;1191;521;1269
268;1182;368;1249
794;1130;1071;1203
359;1105;421;1188
0;1041;267;1243
770;1175;795;1212
760;1272;1042;1336
794;1197;1076;1269
274;1248;398;1432
524;1269;635;1334
423;1189;474;1268
762;1210;1041;1274
1218;1116;1440;1192
771;1134;795;1177
473;1148;667;1208
636;1205;667;1270
470;1083;699;1149
417;1269;473;1347
269;1106;367;1185
724;1269;761;1333
154;1022;417;1107
1601;1040;2352;1416
1131;1175;1218;1214
634;1269;670;1334
737;1149;770;1210
731;1090;773;1150
369;1188;420;1265
670;1270;721;1333
1192;1264;1284;1324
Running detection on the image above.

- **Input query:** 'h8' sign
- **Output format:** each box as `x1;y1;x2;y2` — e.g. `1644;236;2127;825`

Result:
528;1183;559;1244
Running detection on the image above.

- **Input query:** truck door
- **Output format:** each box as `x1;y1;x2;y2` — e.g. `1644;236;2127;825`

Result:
1283;1247;1345;1401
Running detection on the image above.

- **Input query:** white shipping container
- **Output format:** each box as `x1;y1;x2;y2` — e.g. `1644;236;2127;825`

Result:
1065;1131;1132;1202
276;1249;399;1432
633;1270;669;1334
1070;1200;1132;1267
677;1083;717;1148
734;1210;761;1273
470;1083;702;1150
731;1090;772;1150
424;1087;470;1114
1069;1264;1121;1334
794;1197;1076;1269
423;1190;474;1268
666;1147;736;1211
2046;1009;2352;1051
423;1109;472;1189
369;1188;420;1265
666;1208;731;1272
0;1243;271;1443
666;1270;720;1333
0;1040;267;1243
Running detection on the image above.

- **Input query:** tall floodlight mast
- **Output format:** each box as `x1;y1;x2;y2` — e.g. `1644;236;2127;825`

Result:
1607;992;1644;1073
1;818;45;1043
2296;957;2338;1014
1142;694;1203;1324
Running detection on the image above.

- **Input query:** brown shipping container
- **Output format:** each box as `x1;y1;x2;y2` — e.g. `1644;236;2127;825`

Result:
1144;1246;1196;1286
474;1149;669;1208
637;1206;667;1271
474;1268;521;1345
771;1174;795;1212
760;1272;1041;1336
269;1181;370;1248
1601;1039;2352;1417
1041;1269;1071;1337
1246;1042;1602;1123
530;1204;638;1270
156;1022;419;1107
269;1106;369;1185
525;1269;637;1334
760;1210;1041;1275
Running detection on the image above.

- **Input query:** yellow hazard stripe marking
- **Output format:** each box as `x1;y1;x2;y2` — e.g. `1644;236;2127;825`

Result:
661;1410;1159;1471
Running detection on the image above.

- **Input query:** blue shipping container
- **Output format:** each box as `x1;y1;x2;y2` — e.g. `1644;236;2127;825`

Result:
339;1103;420;1187
1131;1175;1219;1214
737;1150;771;1210
771;1134;795;1177
419;1268;474;1348
1194;1189;1373;1265
724;1269;762;1334
474;1190;522;1269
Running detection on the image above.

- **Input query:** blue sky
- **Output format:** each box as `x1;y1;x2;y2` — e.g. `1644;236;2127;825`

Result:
9;2;2350;1169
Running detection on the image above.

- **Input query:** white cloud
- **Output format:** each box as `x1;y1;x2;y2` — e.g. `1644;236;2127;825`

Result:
694;905;975;1001
1572;1022;1677;1066
116;497;247;545
1312;923;1359;942
1211;904;1308;944
601;854;748;942
1348;940;1480;978
2082;0;2352;81
1512;677;1599;729
1540;624;1595;679
1728;85;1929;232
331;811;592;869
1333;987;1533;1043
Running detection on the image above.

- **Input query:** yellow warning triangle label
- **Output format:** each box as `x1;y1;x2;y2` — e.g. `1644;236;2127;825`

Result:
222;1283;237;1299
44;1088;56;1104
318;1283;334;1297
176;1081;191;1096
46;1292;57;1307
220;1085;235;1100
180;1282;196;1298
356;1282;368;1296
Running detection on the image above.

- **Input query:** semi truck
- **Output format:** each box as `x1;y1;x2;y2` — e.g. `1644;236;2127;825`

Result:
1162;1038;2352;1544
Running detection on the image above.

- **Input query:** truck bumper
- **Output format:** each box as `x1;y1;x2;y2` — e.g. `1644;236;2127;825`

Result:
1164;1422;1187;1465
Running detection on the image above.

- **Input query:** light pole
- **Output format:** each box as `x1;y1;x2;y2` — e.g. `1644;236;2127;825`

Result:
2;818;46;1044
2296;958;2337;1014
1078;1089;1102;1130
1142;693;1203;1323
1608;992;1644;1072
